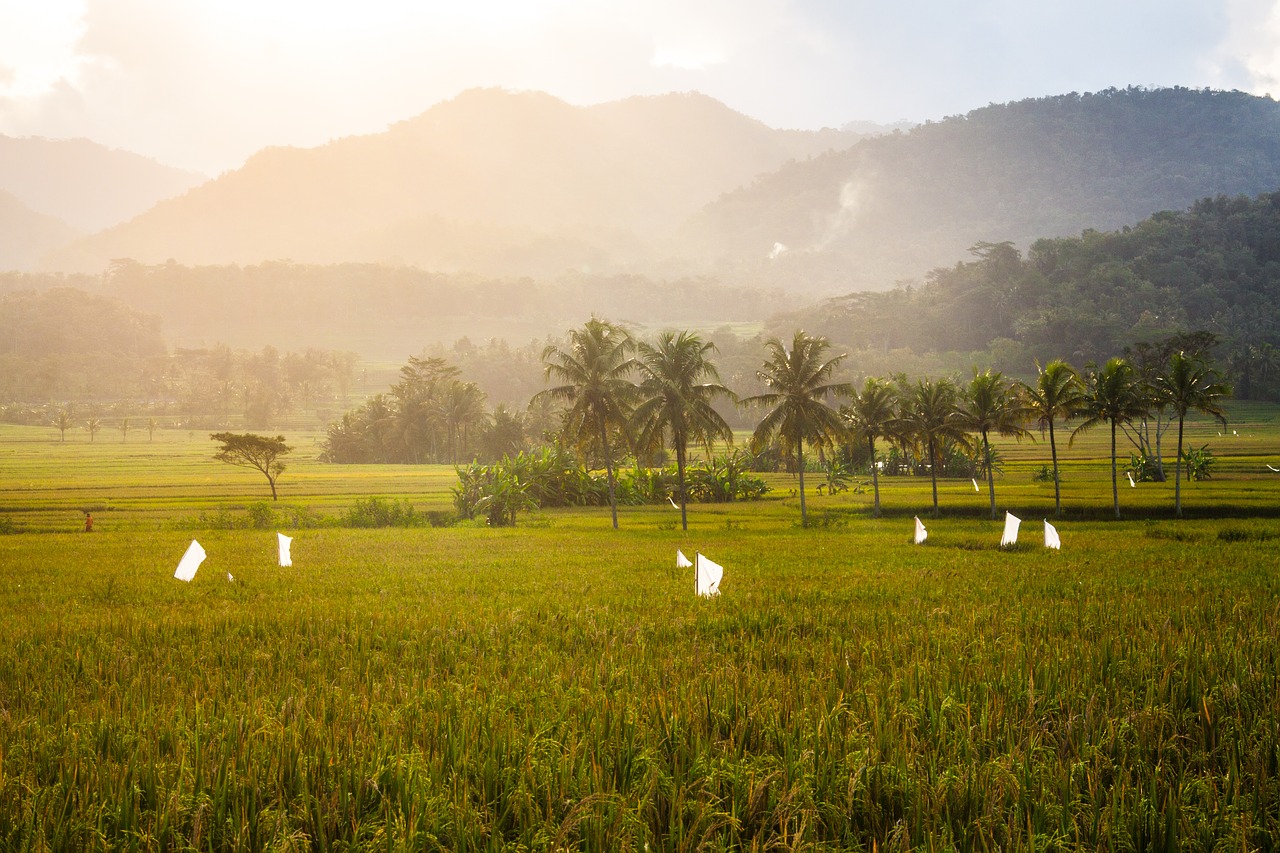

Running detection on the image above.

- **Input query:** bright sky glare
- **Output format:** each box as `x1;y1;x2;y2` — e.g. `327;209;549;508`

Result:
0;0;1276;174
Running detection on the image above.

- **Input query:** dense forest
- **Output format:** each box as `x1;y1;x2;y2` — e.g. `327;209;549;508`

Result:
0;261;780;359
781;192;1280;400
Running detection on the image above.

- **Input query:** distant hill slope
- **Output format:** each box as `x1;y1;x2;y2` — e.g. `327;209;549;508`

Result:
679;86;1280;294
0;190;82;271
43;89;859;275
0;135;205;235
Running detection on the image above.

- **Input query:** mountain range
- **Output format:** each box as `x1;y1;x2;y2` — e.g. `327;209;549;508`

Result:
10;86;1280;300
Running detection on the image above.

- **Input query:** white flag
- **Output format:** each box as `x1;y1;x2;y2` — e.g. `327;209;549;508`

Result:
1001;512;1021;547
695;553;723;597
1044;519;1061;550
972;478;980;492
227;572;235;582
1267;464;1279;472
174;540;206;582
278;532;293;567
676;549;692;568
913;516;927;544
668;495;680;509
1126;471;1136;487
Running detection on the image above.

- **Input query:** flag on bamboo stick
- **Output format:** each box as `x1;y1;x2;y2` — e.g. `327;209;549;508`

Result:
668;495;680;509
972;478;980;492
1126;471;1136;487
1001;512;1021;547
677;549;692;568
278;532;293;567
1044;519;1061;550
695;553;722;597
174;540;205;582
913;516;927;545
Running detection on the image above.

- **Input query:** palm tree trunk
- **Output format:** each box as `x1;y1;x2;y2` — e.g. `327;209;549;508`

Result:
868;435;881;518
928;437;939;518
983;429;996;520
1110;418;1120;520
1175;414;1185;519
1049;417;1059;514
676;445;688;531
797;438;808;527
599;419;619;530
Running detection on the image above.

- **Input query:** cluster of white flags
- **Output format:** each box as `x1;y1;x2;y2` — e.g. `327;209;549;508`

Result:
678;549;722;597
913;514;1061;549
172;532;294;582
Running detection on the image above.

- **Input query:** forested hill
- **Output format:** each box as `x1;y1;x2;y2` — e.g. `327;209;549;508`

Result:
684;87;1280;295
778;191;1280;398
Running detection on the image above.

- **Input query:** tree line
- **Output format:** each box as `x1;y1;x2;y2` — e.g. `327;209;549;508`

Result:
321;320;1230;527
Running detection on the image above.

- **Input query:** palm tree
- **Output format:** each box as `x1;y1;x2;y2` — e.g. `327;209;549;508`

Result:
958;370;1030;520
897;378;968;518
843;377;898;517
1021;360;1086;517
632;331;735;531
1155;351;1230;518
539;319;636;530
743;332;851;527
1072;358;1144;519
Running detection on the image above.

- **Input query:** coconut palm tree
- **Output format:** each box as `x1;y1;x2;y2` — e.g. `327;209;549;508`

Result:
843;377;899;517
897;378;968;518
632;331;735;531
1072;358;1144;519
742;331;851;527
538;319;636;530
1021;360;1085;517
958;369;1031;520
1155;351;1230;518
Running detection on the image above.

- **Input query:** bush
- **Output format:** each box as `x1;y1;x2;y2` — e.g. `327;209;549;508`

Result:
345;497;421;528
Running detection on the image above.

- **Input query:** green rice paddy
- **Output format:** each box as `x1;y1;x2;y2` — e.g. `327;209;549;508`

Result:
1;410;1279;850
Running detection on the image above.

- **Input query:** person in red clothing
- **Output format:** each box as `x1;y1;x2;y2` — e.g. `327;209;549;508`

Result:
84;512;93;532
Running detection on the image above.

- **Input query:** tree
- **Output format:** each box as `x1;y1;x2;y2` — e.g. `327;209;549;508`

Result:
632;330;735;531
743;331;851;527
147;417;159;442
52;407;73;442
211;432;292;500
1021;360;1085;517
118;417;131;443
1072;358;1144;519
538;318;636;530
959;369;1030;520
85;417;101;443
897;378;968;518
1155;351;1230;518
843;377;898;517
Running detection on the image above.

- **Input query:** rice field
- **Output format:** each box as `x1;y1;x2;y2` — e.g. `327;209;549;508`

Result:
1;412;1280;850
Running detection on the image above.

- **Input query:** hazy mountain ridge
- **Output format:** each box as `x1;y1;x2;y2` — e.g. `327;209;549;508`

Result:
0;135;206;235
682;87;1280;294
43;89;862;275
0;189;83;271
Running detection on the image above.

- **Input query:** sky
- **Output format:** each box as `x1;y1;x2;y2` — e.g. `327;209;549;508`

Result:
0;0;1277;175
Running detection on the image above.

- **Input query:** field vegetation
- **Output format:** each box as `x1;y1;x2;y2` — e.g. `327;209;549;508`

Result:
2;405;1279;849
